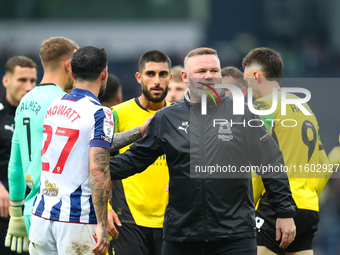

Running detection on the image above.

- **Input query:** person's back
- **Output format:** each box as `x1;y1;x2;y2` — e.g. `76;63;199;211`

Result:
29;46;113;255
5;37;78;254
8;36;78;233
10;84;65;219
32;88;110;222
253;92;327;209
243;47;330;255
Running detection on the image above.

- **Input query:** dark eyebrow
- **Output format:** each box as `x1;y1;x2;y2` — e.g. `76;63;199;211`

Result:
145;70;156;74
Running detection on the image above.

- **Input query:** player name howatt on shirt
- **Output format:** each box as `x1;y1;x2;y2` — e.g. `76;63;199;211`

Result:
46;104;81;122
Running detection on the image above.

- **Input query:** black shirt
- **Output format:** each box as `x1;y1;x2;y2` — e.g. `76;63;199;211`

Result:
0;93;16;191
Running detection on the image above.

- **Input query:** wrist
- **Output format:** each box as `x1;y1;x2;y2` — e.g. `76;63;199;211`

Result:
10;199;25;207
139;126;145;136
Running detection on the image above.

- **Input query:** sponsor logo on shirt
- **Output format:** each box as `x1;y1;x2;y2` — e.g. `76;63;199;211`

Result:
217;122;233;142
178;121;189;134
4;124;14;133
102;118;114;143
105;109;112;119
26;173;33;188
42;181;59;196
260;131;271;142
92;234;98;243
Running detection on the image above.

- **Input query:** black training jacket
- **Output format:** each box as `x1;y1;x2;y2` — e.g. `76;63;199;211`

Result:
110;92;295;242
0;94;16;191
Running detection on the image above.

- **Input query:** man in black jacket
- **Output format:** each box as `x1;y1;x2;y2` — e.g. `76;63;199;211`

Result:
0;56;37;254
110;47;296;255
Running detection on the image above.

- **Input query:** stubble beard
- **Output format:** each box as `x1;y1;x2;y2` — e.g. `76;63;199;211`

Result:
141;80;169;103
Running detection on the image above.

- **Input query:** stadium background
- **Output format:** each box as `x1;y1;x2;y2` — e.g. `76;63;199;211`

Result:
0;0;339;254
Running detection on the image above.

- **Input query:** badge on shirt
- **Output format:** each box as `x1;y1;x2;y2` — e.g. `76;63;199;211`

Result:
26;173;33;188
42;181;59;196
103;118;114;141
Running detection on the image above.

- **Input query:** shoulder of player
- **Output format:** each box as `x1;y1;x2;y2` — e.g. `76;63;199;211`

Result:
286;92;313;110
157;99;185;114
110;98;136;113
253;93;279;111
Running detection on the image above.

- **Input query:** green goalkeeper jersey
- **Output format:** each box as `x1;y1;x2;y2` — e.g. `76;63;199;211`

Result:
8;84;65;228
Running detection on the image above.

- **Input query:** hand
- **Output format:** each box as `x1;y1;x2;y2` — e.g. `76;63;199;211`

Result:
5;206;29;253
91;223;110;255
140;115;154;136
165;183;169;192
108;209;122;239
0;184;10;217
275;218;296;249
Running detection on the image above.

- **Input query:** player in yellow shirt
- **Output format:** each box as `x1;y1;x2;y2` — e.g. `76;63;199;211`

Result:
328;135;340;165
109;50;172;255
243;47;331;255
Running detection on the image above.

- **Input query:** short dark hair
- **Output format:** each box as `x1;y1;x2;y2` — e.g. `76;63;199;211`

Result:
242;47;283;82
5;56;37;74
71;46;108;81
221;66;246;89
184;47;218;69
138;50;171;73
40;36;79;69
99;73;121;103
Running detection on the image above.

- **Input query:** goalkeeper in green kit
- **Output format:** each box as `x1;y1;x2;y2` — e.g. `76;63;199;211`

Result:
6;37;79;253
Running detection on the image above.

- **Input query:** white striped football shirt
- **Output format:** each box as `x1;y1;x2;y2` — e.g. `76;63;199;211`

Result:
32;88;114;224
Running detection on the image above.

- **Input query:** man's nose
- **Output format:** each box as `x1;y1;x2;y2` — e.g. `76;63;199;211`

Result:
205;71;214;79
24;81;34;92
154;75;161;85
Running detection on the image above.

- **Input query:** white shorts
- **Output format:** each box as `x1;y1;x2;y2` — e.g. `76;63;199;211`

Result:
29;214;97;255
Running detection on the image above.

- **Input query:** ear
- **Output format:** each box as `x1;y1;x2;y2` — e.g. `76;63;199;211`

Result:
181;70;188;83
253;71;261;82
65;59;72;72
2;75;9;89
169;73;173;81
101;69;107;81
71;71;75;80
135;72;142;84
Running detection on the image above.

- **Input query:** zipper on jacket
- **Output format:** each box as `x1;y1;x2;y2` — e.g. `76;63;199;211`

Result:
200;113;208;242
